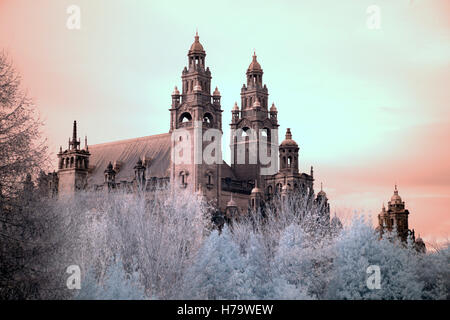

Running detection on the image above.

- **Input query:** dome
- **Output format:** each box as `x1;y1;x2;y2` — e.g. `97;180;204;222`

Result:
232;102;239;111
251;186;262;194
247;52;262;72
213;86;220;96
270;103;277;112
189;32;205;53
280;128;298;147
390;185;402;203
227;194;237;207
317;183;327;198
172;86;180;95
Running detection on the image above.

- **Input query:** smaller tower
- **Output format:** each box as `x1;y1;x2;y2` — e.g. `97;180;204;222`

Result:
279;128;299;173
225;194;239;222
57;121;90;194
315;183;331;223
134;158;146;191
378;185;416;243
250;180;263;211
231;102;240;123
104;162;116;191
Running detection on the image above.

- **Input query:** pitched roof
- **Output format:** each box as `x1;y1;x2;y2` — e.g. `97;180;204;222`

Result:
87;133;171;185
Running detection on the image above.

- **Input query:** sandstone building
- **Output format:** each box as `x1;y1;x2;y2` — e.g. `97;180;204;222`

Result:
377;186;425;252
48;33;330;220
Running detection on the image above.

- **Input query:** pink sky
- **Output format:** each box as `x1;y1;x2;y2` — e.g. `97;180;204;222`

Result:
0;0;449;245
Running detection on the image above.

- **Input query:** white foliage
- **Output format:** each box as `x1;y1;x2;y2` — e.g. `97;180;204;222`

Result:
75;257;146;300
180;227;249;299
327;216;424;300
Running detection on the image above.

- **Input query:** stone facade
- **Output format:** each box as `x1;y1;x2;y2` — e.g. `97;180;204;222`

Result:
52;33;330;220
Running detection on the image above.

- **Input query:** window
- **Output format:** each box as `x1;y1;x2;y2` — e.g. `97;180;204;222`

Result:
203;113;213;124
179;171;188;188
180;112;192;123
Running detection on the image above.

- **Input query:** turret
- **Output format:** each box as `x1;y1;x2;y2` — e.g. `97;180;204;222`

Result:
57;120;90;194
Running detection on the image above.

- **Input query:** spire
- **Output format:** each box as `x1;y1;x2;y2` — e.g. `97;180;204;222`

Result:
285;128;292;140
321;182;323;192
85;135;88;151
72;120;77;143
310;166;314;177
227;193;237;207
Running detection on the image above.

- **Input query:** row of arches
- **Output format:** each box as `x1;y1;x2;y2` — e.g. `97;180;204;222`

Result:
179;112;214;126
242;96;267;108
183;79;210;93
59;156;88;170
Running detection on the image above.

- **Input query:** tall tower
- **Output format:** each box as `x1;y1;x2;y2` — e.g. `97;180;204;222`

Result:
230;52;279;185
169;33;223;205
57;121;90;194
378;185;410;242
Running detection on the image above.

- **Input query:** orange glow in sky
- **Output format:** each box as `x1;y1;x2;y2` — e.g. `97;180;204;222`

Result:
0;0;449;245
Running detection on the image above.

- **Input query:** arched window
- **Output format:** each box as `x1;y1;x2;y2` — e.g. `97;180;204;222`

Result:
179;171;187;187
179;112;192;123
288;156;292;167
203;112;213;125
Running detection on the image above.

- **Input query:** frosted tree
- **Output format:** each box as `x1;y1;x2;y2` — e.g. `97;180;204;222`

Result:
75;256;146;300
326;216;424;300
0;52;49;299
180;227;249;299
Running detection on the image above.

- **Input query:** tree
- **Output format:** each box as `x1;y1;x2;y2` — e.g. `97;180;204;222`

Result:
180;227;248;299
0;52;49;299
326;216;424;300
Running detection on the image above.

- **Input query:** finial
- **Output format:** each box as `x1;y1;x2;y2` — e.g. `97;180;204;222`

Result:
321;182;323;191
310;166;314;177
285;128;292;140
72;120;77;142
